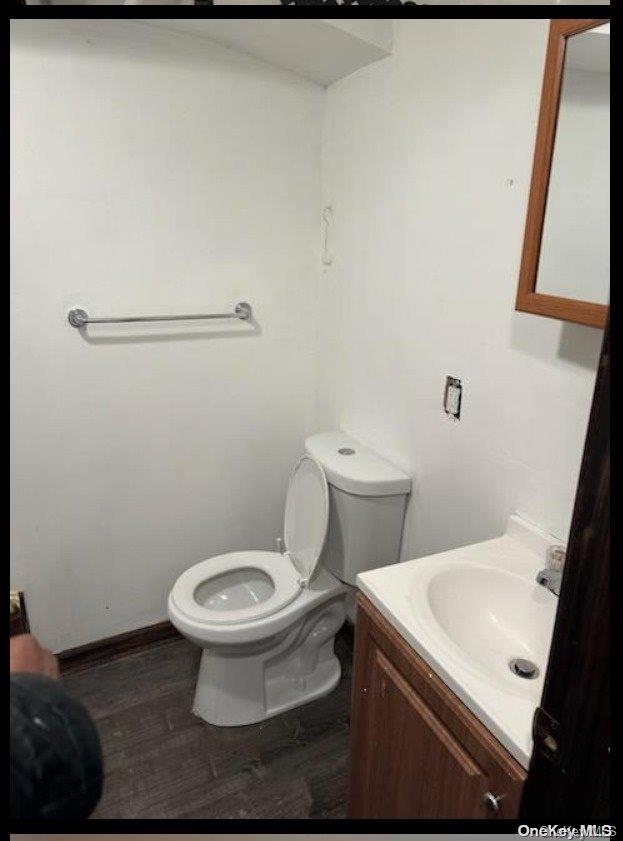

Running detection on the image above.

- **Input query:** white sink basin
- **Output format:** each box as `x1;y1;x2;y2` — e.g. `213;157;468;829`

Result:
357;515;560;769
420;562;555;699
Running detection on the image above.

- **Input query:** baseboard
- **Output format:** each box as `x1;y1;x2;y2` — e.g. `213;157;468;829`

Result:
58;619;180;674
58;614;353;675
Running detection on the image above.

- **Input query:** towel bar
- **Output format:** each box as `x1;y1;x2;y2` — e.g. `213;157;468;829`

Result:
68;302;252;328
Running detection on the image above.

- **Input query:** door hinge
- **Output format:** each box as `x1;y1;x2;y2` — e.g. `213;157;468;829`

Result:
533;706;561;764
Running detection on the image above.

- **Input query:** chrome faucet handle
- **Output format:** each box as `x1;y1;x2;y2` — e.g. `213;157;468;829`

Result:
536;565;563;597
276;537;285;555
546;544;566;572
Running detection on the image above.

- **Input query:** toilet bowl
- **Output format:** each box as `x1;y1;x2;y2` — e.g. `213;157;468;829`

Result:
168;431;411;727
168;455;348;726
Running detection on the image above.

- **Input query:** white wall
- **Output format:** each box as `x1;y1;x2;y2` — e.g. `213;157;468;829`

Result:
10;20;323;651
11;18;604;652
319;19;602;561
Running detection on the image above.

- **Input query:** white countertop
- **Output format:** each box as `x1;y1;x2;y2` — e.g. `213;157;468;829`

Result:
356;515;560;769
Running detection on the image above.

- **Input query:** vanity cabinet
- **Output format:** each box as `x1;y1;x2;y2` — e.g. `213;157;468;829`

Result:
348;595;527;819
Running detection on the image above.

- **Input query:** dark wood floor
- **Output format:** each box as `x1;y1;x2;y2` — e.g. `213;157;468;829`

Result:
62;627;354;819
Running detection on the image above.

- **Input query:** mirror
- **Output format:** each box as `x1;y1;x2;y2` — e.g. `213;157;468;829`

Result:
516;20;609;329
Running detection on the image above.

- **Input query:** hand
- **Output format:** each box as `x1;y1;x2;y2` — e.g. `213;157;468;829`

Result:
10;634;59;680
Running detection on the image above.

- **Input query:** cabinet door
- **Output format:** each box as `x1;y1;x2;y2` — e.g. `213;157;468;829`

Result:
354;641;489;818
348;596;526;819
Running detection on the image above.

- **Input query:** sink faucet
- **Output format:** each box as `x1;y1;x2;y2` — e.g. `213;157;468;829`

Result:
536;545;566;597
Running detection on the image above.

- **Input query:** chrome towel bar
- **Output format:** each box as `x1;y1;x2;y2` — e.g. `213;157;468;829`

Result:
67;302;252;328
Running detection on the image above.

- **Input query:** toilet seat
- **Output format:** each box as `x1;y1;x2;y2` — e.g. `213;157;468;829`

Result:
170;455;330;628
169;550;303;626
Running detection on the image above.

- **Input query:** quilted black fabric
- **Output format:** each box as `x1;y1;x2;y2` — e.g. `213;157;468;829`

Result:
10;673;103;819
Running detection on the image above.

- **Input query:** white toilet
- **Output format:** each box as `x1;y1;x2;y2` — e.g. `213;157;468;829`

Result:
168;431;411;727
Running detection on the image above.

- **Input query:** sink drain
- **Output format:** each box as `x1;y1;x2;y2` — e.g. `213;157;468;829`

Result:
509;658;539;679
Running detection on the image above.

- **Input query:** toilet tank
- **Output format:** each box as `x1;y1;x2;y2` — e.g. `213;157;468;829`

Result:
304;431;411;585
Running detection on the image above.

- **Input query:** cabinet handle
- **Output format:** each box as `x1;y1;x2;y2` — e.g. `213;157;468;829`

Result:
483;792;502;814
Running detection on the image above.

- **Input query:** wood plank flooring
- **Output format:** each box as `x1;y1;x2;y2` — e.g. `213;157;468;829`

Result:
62;627;354;819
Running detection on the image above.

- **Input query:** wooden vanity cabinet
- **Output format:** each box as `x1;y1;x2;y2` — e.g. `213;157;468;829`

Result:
348;595;527;819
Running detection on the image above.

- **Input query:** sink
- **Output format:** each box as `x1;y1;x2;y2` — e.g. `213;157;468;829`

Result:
356;515;560;769
417;562;556;699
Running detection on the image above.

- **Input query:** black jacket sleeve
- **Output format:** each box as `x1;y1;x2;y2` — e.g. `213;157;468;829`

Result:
10;672;103;819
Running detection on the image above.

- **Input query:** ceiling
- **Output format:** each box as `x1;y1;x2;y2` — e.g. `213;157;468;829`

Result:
136;19;393;87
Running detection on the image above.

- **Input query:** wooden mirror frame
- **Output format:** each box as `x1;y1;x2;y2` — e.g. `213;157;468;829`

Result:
515;19;609;329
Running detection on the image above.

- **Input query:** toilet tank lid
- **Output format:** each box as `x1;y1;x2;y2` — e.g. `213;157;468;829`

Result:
304;431;411;497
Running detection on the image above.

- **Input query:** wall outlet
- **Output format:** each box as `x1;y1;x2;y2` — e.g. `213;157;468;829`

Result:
443;376;462;420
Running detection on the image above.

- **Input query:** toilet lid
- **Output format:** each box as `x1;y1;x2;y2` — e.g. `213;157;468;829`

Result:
284;455;329;585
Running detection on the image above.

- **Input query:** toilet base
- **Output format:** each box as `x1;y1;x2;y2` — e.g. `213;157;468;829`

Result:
263;654;341;721
192;597;346;727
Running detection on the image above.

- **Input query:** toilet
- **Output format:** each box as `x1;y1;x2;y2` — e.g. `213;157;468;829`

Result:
168;431;411;727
